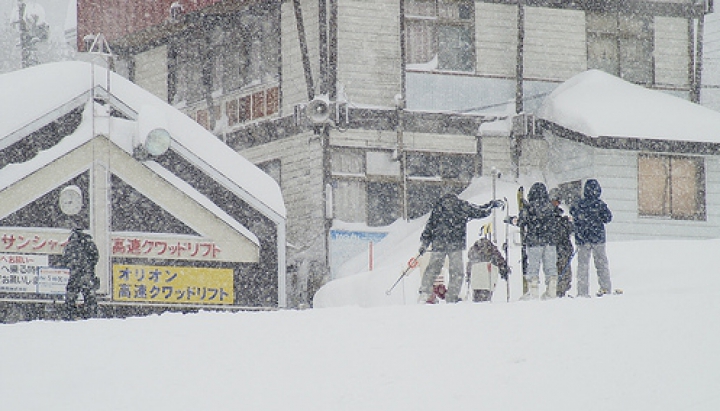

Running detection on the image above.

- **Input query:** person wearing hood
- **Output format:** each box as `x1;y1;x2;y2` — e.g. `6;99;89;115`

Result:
570;179;613;297
61;228;100;319
513;182;560;300
418;193;504;303
550;188;574;298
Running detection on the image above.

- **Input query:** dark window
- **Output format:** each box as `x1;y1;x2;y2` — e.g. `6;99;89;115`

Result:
367;182;400;226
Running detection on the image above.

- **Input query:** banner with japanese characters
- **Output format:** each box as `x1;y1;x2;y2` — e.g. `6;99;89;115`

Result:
112;264;234;305
0;254;69;295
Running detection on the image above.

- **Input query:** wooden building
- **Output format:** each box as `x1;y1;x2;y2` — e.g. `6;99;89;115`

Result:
0;61;286;321
76;0;712;302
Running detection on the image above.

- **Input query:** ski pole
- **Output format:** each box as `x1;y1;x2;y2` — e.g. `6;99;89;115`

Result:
386;252;422;295
502;196;510;302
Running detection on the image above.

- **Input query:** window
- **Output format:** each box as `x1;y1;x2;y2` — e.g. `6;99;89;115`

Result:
331;149;365;176
638;154;705;220
406;0;475;72
406;152;475;180
333;180;367;222
367;182;400;226
587;12;653;85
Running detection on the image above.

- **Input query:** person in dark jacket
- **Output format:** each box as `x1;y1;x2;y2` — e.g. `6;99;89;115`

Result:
570;179;612;297
418;193;503;303
61;228;100;319
550;188;574;298
514;182;560;300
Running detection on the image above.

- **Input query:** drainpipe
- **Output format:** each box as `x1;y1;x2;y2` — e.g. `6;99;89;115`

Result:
293;0;315;101
513;0;525;179
398;0;408;220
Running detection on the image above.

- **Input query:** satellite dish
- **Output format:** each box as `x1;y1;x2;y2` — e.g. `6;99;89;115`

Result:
307;96;331;124
145;128;171;156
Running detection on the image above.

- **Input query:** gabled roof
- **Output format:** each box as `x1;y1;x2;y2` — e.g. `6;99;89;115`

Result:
0;61;285;222
536;69;720;144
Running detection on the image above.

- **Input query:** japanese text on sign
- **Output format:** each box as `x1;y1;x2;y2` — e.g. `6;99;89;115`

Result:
0;254;69;295
112;264;234;305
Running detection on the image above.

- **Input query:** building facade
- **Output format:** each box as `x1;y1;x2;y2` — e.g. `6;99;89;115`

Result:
77;0;712;304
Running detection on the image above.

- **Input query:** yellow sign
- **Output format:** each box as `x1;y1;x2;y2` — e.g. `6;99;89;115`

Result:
113;264;234;305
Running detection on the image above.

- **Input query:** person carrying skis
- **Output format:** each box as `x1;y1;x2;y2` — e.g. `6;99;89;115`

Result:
61;228;100;319
418;193;504;304
550;188;574;298
466;225;509;302
509;182;560;300
570;179;613;297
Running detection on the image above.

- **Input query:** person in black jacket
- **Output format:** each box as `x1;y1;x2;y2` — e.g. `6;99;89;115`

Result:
550;188;574;298
513;182;560;300
61;228;100;319
570;179;612;297
418;193;503;303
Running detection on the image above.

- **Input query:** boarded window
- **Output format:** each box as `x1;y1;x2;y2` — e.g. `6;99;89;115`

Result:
638;154;705;220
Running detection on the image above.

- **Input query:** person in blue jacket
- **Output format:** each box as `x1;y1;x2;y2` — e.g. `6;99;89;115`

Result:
570;179;613;297
418;193;504;303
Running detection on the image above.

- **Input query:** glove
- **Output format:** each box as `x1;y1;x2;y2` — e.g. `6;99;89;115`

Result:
500;267;509;281
418;245;427;256
490;199;505;209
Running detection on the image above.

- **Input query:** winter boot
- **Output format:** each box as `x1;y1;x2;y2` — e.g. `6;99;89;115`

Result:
542;276;558;300
418;291;437;304
520;277;539;301
596;288;611;297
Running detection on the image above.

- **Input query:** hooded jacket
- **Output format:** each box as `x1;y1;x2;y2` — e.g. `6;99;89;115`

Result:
570;179;612;245
420;194;493;252
518;182;558;247
61;229;99;277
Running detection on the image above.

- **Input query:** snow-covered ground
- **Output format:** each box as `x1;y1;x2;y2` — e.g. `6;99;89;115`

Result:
2;177;719;410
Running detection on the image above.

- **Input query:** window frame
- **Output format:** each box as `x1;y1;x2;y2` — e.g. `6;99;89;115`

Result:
637;153;706;221
405;0;476;73
586;11;654;85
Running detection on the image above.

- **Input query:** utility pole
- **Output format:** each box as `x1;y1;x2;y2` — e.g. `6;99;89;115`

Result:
398;0;408;220
18;1;31;68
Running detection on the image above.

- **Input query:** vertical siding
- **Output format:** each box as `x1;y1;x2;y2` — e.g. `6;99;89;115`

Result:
524;7;587;81
281;0;321;113
239;133;327;263
481;135;513;177
337;0;401;108
134;45;168;102
476;2;517;78
655;16;690;88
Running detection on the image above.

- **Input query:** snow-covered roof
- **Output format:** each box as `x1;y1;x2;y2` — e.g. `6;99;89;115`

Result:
536;69;720;143
0;61;285;220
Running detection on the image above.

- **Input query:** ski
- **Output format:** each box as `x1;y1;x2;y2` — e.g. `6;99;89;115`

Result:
502;196;510;302
517;186;528;294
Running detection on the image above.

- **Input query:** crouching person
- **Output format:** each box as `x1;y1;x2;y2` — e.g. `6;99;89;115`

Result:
466;230;509;302
61;228;100;319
